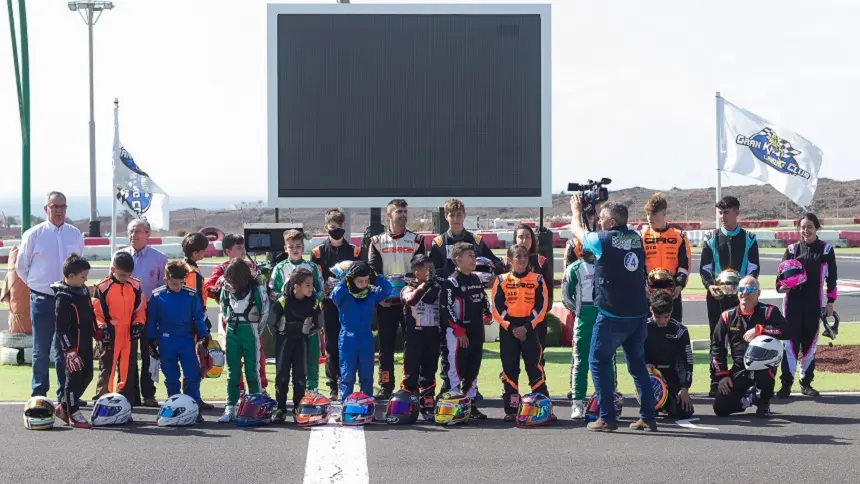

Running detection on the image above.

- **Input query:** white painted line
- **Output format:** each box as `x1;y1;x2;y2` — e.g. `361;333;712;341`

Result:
303;421;369;484
675;418;719;431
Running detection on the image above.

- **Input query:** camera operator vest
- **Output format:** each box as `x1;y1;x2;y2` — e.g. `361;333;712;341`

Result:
593;228;648;318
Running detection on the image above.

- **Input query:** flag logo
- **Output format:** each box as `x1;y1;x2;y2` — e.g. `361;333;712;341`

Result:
735;127;810;179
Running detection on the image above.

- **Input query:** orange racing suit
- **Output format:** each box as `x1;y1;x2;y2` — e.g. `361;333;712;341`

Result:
93;276;146;400
641;224;691;321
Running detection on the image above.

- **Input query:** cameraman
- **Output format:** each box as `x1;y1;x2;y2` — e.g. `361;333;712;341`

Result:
569;195;657;432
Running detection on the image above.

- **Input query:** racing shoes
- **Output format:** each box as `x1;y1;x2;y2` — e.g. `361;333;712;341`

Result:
800;384;820;397
70;411;92;429
776;384;792;399
55;403;70;425
470;406;488;420
570;400;586;419
756;403;773;418
218;406;235;424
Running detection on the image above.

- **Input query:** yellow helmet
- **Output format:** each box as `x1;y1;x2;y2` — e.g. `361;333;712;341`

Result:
205;340;225;379
712;268;741;297
23;396;56;430
434;393;471;426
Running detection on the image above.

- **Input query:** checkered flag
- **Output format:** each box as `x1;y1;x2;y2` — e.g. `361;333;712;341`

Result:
759;127;802;158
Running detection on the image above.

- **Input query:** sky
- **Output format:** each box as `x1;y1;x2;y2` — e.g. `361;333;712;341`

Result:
2;0;859;212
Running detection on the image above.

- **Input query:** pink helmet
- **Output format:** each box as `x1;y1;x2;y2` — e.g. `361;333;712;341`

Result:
777;259;807;290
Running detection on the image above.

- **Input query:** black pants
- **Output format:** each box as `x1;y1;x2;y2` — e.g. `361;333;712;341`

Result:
376;304;406;392
444;326;484;400
662;380;694;419
713;370;774;416
401;326;440;411
137;333;156;402
707;294;739;387
94;342;140;405
322;300;342;392
65;346;94;414
780;297;821;386
671;296;683;323
536;323;547;367
275;333;307;410
500;327;548;414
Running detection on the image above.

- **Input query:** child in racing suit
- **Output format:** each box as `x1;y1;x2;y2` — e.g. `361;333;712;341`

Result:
491;244;553;422
217;259;270;423
442;242;492;420
399;254;441;419
331;262;392;404
268;268;321;423
53;254;96;428
562;249;617;419
147;261;211;423
645;292;694;419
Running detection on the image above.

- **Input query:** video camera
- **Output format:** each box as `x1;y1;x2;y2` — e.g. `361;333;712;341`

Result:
568;178;611;217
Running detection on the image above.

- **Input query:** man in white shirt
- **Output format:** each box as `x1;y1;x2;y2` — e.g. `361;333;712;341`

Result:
16;192;84;401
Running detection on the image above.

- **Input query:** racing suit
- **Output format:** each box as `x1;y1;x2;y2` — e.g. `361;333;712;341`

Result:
430;230;503;393
270;257;324;390
562;258;617;400
491;271;549;415
700;226;760;389
311;239;361;395
205;259;268;390
529;253;554;367
641;224;691;321
92;276;146;403
711;303;787;416
268;282;321;411
331;274;393;402
368;230;425;393
645;318;694;418
220;282;269;407
146;285;210;403
399;280;441;413
442;270;491;401
53;282;96;415
779;238;838;388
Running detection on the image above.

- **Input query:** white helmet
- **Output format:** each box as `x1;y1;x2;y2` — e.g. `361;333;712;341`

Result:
23;396;56;430
157;394;199;427
91;393;133;426
744;336;784;371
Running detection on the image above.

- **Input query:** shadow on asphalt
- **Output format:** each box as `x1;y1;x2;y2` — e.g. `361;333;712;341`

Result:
632;428;853;446
776;395;860;406
92;421;231;438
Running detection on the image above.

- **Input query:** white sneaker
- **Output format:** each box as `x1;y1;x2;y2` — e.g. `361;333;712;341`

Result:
70;411;92;429
570;400;587;419
217;406;235;423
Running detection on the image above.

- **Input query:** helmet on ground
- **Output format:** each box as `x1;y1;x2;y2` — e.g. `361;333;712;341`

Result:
330;260;355;281
647;268;676;295
516;393;553;428
342;392;375;426
474;257;496;287
236;393;276;426
712;269;741;297
776;259;807;290
204;340;225;379
821;310;840;340
91;393;132;426
384;274;408;303
385;391;420;425
634;368;669;410
744;336;784;371
157;394;199;427
23;396;55;430
434;392;471;426
296;392;332;427
584;391;623;423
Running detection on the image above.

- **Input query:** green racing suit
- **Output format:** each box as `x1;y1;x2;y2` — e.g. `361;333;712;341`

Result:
221;283;269;406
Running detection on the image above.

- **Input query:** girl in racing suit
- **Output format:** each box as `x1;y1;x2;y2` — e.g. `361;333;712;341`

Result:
777;213;837;398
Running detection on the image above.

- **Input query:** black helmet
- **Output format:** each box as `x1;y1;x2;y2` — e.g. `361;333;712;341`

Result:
385;391;419;425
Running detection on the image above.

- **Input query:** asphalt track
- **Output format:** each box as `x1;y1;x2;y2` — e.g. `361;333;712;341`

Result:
2;395;858;484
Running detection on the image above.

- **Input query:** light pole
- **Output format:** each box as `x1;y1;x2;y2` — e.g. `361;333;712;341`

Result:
68;0;113;237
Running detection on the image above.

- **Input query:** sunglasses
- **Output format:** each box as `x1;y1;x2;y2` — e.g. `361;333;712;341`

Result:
737;286;757;294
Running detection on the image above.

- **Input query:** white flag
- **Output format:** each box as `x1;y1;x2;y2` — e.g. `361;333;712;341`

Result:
112;143;170;231
719;99;823;208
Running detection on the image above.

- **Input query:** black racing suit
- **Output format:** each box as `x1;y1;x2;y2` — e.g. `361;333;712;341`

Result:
700;227;760;389
645;318;694;418
269;286;322;410
711;303;787;416
529;253;554;368
779;238;838;387
399;280;441;413
53;282;96;415
430;230;504;393
442;270;491;404
311;239;361;394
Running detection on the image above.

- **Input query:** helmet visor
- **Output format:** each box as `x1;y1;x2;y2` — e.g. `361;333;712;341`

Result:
518;404;543;417
780;267;805;279
298;405;327;416
387;401;415;415
343;404;373;416
158;406;186;419
747;346;779;362
93;405;121;418
435;404;462;416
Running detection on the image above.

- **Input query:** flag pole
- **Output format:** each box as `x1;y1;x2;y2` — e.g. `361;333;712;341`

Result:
110;98;118;257
715;91;723;230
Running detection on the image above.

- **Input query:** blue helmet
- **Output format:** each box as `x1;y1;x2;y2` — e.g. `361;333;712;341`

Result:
235;393;276;426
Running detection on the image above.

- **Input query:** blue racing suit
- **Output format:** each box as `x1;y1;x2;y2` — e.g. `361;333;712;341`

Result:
146;285;210;402
331;275;392;402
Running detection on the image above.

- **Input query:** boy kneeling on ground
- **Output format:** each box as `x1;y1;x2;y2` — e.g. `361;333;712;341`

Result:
645;292;694;419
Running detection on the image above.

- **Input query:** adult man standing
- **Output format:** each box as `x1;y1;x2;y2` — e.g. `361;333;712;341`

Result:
115;219;167;407
700;196;760;397
368;199;425;400
569;195;656;432
16;192;84;402
641;193;692;321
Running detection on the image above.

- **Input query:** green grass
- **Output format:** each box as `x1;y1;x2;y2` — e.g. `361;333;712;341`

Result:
2;324;859;402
